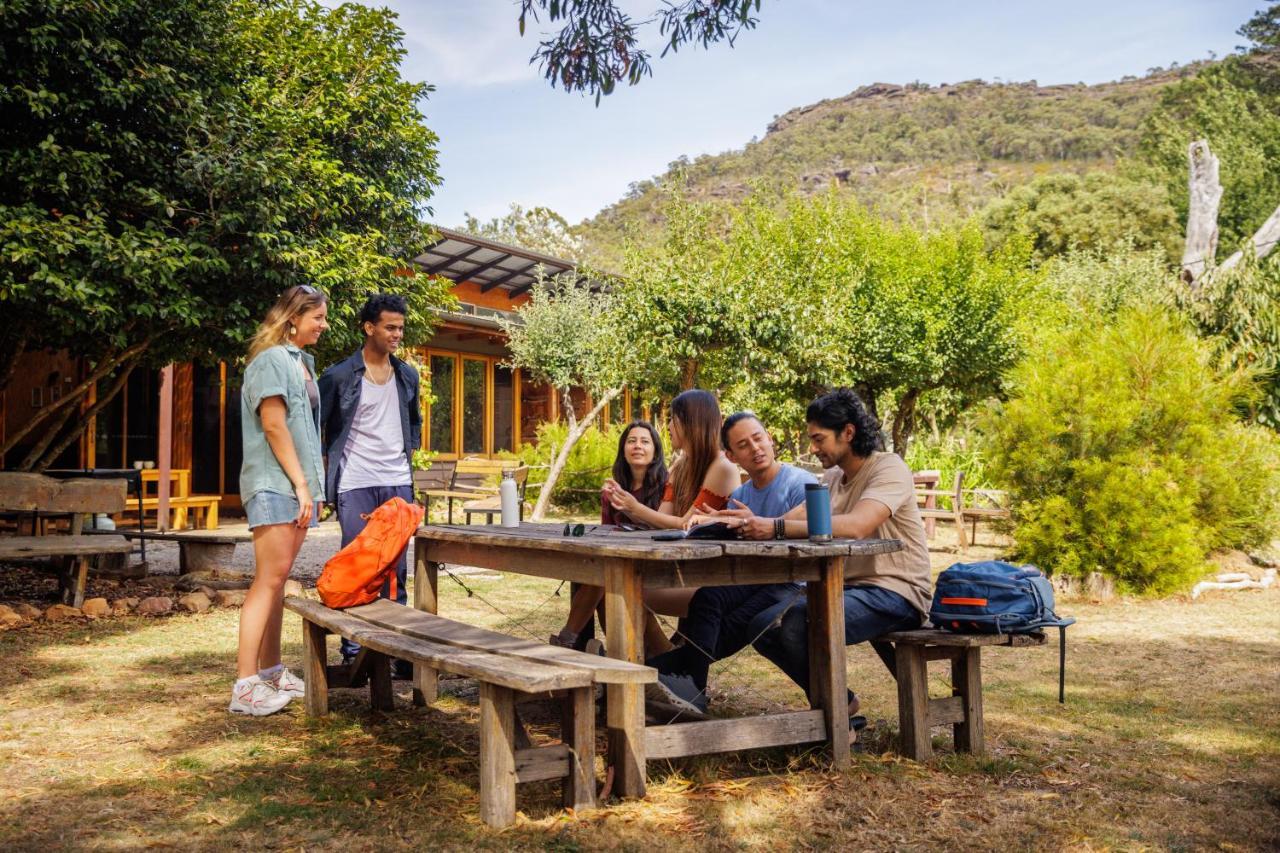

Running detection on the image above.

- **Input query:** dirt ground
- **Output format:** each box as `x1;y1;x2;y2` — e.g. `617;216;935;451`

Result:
0;526;1277;851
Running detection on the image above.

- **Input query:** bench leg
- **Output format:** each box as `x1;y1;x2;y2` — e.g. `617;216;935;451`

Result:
895;644;932;761
61;556;90;608
303;621;329;716
562;685;596;811
412;552;440;707
807;555;851;768
369;652;394;711
952;647;984;754
953;510;967;553
479;682;517;828
205;502;218;530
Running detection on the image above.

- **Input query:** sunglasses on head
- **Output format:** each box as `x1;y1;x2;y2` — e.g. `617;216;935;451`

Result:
292;284;320;297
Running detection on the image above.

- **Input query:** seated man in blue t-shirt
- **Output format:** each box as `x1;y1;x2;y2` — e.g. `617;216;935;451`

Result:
646;411;816;714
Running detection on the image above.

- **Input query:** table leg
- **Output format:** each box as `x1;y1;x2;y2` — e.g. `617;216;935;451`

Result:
604;558;646;798
412;538;440;707
806;555;850;768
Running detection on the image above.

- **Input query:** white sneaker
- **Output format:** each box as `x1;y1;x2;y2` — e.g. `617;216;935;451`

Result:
228;676;291;716
272;668;305;698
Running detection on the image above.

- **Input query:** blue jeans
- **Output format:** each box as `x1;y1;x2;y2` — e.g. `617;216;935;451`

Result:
336;484;415;659
647;583;804;693
749;584;922;704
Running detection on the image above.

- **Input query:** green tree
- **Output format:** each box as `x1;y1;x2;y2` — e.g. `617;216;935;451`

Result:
499;275;623;520
0;0;451;469
981;171;1180;262
460;204;585;262
984;305;1280;594
1138;8;1280;253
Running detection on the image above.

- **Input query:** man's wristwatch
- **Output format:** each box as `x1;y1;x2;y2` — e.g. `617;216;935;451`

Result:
774;518;786;540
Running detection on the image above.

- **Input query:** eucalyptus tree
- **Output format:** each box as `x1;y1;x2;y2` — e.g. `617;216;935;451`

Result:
500;274;625;520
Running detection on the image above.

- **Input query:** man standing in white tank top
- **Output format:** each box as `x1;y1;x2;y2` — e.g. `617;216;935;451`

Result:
318;293;421;669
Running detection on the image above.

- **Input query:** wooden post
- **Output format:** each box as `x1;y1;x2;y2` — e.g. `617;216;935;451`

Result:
895;643;931;761
562;686;597;811
369;651;394;711
952;646;983;754
806;555;851;767
412;537;440;707
1182;139;1223;286
303;621;329;716
157;364;174;532
604;558;646;798
479;682;517;828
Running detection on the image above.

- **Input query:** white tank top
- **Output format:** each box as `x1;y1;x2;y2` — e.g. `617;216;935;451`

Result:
338;374;412;492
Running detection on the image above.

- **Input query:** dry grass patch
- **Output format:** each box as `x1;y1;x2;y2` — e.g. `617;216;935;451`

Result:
0;530;1277;850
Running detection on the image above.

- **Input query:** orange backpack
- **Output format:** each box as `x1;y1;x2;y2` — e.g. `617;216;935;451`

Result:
317;496;425;609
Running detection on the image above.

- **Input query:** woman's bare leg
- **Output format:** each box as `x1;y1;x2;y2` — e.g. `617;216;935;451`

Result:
237;523;306;678
563;584;604;635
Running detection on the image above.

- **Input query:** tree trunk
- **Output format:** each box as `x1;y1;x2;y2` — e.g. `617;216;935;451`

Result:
1220;201;1280;272
1182;139;1223;286
18;404;77;471
854;382;879;424
0;330;29;398
530;387;622;521
0;338;149;457
891;387;921;459
681;360;698;391
32;360;139;472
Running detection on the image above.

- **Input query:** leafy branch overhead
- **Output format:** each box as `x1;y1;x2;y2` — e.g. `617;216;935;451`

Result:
518;0;764;100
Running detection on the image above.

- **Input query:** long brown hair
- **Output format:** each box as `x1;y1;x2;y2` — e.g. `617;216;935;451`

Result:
247;285;327;362
612;421;667;511
668;389;722;515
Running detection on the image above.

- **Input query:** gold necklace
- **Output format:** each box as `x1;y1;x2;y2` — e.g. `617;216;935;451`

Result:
365;360;392;385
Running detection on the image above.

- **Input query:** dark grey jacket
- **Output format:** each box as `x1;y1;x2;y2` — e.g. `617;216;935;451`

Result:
317;349;421;503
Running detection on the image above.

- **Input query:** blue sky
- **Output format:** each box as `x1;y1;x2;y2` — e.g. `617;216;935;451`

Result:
360;0;1262;227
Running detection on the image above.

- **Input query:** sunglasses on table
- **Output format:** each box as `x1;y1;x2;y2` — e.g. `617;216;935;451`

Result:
562;523;598;537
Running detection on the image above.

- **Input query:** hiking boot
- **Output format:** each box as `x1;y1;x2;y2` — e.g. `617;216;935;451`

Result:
228;676;291;716
644;672;708;717
270;667;305;698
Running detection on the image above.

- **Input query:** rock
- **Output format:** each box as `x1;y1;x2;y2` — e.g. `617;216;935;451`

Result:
0;605;24;629
111;597;140;616
213;589;247;608
80;597;111;618
284;580;304;598
177;592;211;613
44;604;83;621
14;603;42;620
136;596;173;616
1210;549;1257;574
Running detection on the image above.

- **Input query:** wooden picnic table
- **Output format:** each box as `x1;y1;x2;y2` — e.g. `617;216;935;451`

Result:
412;522;902;798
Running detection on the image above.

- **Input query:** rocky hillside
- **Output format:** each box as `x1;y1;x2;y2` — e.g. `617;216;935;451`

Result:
577;69;1194;266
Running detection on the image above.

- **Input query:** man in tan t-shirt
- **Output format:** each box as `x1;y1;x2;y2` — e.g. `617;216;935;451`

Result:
706;388;930;721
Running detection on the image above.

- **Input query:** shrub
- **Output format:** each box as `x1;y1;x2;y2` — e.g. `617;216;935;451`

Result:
984;305;1280;595
904;432;995;498
515;421;626;515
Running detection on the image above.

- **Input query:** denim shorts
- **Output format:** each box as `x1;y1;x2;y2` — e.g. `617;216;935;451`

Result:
244;490;319;530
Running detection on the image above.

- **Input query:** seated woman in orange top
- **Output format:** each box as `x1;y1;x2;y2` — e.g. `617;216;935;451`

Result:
603;389;740;655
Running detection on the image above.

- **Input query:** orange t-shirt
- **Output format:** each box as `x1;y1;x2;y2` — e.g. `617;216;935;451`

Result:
662;481;729;514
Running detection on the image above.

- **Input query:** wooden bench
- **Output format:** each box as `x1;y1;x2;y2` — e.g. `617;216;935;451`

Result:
870;628;1047;761
284;596;656;828
86;528;249;573
462;465;531;524
917;471;1010;552
132;494;221;530
421;458;529;524
0;473;132;607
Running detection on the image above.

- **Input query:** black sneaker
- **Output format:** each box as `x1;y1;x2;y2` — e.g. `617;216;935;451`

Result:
644;672;708;717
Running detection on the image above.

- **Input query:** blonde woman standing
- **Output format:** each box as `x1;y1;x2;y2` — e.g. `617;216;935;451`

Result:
230;285;329;715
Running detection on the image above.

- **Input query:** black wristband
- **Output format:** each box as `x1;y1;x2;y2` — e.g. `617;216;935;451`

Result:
774;518;786;540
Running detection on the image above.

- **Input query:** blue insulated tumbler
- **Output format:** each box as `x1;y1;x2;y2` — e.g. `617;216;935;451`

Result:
805;483;833;541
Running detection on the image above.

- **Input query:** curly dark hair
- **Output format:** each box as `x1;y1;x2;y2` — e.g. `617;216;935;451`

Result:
359;293;409;331
805;388;882;457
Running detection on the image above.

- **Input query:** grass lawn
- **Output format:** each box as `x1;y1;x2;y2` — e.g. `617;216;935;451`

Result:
0;529;1277;851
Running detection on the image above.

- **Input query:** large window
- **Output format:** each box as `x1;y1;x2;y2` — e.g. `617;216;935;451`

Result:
424;351;517;458
429;354;456;455
462;358;487;455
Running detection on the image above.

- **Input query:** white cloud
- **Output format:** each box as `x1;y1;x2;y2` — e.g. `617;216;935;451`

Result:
375;0;543;88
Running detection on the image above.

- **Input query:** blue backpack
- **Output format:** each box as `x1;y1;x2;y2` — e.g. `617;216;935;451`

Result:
930;561;1076;702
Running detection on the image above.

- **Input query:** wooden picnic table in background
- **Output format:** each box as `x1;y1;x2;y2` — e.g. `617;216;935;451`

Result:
412;522;902;798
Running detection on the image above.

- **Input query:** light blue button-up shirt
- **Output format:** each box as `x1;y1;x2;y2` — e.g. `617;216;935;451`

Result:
238;344;326;505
